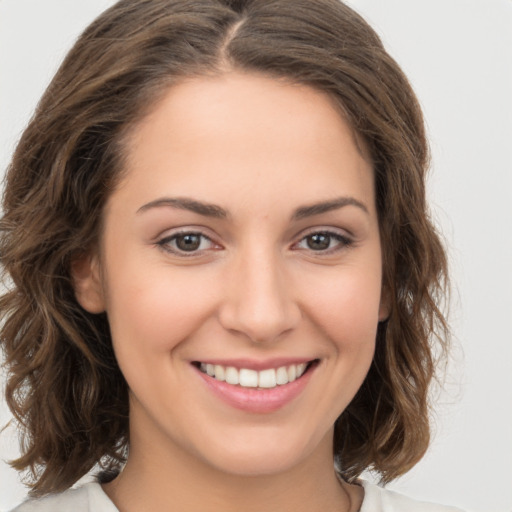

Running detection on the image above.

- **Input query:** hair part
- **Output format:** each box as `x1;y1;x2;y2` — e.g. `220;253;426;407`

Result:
1;0;449;496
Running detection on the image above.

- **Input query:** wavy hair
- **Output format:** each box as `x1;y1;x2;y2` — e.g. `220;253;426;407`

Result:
0;0;449;496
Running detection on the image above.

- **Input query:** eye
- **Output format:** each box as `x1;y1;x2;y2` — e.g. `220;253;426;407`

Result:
157;232;217;255
295;231;352;253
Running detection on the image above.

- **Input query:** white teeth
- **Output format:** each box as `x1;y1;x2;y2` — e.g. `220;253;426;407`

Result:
199;362;312;388
296;363;307;378
258;369;276;388
239;369;258;387
214;365;225;381
276;366;289;385
225;366;239;385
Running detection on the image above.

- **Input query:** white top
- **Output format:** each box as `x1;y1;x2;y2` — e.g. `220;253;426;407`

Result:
10;480;465;512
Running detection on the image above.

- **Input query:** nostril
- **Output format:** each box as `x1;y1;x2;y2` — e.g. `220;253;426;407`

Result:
217;267;301;343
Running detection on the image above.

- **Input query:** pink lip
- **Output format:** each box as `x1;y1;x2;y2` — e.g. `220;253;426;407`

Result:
193;361;317;414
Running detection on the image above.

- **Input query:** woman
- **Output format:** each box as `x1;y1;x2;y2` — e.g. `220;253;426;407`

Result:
1;0;460;510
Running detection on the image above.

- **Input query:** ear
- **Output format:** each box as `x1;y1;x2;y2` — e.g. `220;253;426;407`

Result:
71;252;105;314
378;285;391;322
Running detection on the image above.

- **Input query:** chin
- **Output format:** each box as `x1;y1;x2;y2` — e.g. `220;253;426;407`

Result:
209;450;303;477
195;427;330;477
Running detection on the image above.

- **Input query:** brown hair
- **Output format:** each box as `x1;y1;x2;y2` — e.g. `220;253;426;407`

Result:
0;0;448;496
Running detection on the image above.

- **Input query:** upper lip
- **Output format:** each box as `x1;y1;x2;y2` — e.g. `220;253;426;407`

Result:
192;358;317;371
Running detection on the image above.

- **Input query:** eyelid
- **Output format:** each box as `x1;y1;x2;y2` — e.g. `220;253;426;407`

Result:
153;224;221;244
297;225;353;238
291;227;354;254
153;225;354;257
155;227;222;256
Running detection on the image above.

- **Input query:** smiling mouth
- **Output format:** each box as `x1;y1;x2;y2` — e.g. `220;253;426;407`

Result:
194;360;318;389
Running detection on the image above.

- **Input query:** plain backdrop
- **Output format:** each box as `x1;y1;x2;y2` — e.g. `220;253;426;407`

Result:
1;1;511;511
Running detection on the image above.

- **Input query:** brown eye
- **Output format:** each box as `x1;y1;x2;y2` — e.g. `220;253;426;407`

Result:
175;234;202;251
306;233;331;250
295;231;353;254
158;232;216;255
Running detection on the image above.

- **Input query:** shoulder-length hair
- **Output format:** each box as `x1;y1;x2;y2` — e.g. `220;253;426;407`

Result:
0;0;448;496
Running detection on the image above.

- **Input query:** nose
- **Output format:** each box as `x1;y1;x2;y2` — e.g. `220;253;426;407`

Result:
218;246;301;344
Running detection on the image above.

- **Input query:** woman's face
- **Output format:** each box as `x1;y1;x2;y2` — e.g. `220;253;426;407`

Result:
75;72;387;476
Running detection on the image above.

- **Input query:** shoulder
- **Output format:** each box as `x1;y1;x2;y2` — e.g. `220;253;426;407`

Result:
10;482;118;512
360;480;466;512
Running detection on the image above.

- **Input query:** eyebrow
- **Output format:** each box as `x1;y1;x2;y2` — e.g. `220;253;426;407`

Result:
137;197;228;218
136;195;368;220
291;197;369;220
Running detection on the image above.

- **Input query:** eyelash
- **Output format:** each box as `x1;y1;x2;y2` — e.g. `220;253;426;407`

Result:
157;231;218;256
156;229;353;257
293;230;353;254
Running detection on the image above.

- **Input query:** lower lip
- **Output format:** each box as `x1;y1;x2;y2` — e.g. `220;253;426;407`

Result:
195;365;316;414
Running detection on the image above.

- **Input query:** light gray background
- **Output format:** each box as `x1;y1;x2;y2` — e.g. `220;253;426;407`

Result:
1;1;511;511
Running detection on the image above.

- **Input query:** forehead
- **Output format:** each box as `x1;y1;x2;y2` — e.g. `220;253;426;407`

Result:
127;72;369;160
112;72;375;217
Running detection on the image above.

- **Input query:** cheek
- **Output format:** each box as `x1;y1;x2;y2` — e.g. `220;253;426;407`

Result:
104;260;217;356
304;264;383;350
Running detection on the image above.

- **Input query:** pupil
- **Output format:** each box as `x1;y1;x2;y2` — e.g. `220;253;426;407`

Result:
177;234;201;251
307;233;330;250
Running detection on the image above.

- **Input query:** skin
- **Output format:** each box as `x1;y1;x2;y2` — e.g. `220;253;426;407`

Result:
73;72;388;512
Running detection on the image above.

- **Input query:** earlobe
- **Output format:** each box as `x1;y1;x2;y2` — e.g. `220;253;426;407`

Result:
378;287;391;322
71;252;105;314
